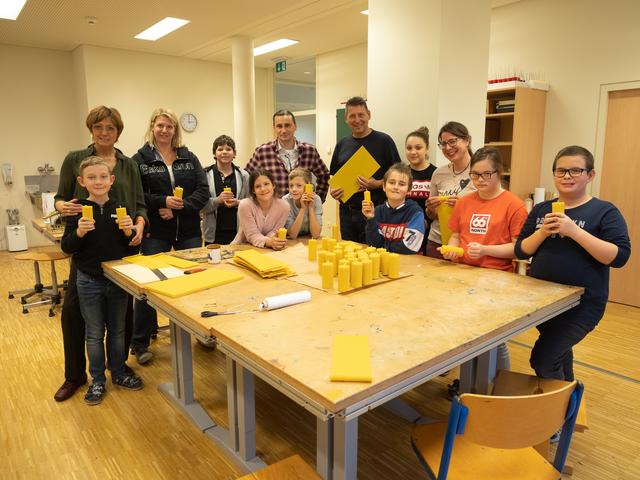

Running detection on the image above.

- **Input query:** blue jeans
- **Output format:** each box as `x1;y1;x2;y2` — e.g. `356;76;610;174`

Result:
76;270;128;383
132;236;202;349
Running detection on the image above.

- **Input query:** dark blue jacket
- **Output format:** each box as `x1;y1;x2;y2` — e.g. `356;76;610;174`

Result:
365;199;425;254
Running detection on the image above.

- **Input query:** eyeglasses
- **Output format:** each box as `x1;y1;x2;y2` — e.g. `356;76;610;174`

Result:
437;137;460;149
91;124;117;133
553;167;589;178
469;170;498;180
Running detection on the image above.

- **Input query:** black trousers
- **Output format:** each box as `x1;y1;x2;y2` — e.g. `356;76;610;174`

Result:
61;260;133;382
339;204;367;244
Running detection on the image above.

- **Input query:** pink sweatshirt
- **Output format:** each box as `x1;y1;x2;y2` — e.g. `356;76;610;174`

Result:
232;197;290;248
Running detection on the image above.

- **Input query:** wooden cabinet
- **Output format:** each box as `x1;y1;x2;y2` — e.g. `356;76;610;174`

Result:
485;87;547;199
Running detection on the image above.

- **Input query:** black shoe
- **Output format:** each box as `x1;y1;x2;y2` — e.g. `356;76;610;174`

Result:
132;346;153;365
54;376;88;402
446;379;460;401
113;374;144;390
84;383;106;405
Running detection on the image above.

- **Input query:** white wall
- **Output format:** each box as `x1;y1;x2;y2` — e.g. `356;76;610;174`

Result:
489;0;640;192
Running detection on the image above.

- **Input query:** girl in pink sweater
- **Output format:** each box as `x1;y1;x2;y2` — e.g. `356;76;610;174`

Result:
232;169;290;250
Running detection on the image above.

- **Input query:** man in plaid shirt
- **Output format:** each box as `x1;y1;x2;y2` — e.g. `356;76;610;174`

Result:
246;110;330;202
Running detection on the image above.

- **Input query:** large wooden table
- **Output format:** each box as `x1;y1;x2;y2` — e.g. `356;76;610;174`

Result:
104;248;582;479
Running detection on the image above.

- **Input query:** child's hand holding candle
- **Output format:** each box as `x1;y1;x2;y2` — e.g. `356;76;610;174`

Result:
116;207;133;236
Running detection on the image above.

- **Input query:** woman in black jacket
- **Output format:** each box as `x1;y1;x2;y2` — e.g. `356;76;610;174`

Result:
131;108;209;363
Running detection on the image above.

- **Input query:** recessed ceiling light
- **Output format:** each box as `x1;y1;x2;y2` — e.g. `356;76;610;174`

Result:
135;17;190;41
254;39;298;57
0;0;27;20
361;9;369;15
304;71;311;75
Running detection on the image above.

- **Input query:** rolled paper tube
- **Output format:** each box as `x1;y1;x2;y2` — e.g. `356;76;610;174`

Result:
552;201;565;214
351;261;363;288
380;251;390;275
322;262;334;290
327;238;337;251
321;237;330;250
278;228;287;239
318;250;327;273
223;187;232;192
364;190;371;202
388;253;400;278
308;238;317;261
325;251;337;276
369;253;380;280
332;224;339;240
116;207;132;235
174;186;183;199
260;290;311;310
438;195;449;202
441;245;464;256
81;205;93;220
338;263;350;292
305;183;313;193
362;258;373;285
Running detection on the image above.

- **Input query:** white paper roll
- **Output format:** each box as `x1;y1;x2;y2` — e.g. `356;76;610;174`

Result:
533;187;545;205
260;290;311;311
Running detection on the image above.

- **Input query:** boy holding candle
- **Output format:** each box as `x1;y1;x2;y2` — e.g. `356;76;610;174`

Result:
61;157;144;405
361;163;425;254
515;145;630;381
283;168;323;239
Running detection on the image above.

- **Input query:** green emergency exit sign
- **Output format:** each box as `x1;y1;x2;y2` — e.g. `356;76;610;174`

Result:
275;60;287;72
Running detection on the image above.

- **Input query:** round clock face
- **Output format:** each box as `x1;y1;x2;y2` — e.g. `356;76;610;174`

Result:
180;113;198;132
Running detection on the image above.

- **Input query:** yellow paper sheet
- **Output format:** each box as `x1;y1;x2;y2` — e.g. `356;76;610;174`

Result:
437;202;454;245
145;268;243;298
154;254;199;269
123;253;199;269
328;146;381;203
330;335;372;382
233;249;294;278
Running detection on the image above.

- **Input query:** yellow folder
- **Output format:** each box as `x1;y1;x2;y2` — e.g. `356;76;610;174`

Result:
330;335;372;382
145;268;243;298
328;146;381;203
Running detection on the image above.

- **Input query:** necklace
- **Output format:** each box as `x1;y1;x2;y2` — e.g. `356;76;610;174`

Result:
452;161;470;176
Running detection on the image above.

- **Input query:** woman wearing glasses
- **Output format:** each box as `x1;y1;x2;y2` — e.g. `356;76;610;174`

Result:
425;121;477;258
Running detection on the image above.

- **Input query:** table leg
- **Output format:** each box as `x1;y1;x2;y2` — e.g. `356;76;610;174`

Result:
316;416;333;479
237;364;257;461
226;356;239;452
333;415;358;480
475;346;498;394
459;359;475;393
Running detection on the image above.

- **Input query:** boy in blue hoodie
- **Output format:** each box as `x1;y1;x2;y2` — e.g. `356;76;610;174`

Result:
362;163;425;254
62;157;144;405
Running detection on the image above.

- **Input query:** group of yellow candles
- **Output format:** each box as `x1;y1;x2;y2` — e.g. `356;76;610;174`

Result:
81;205;131;235
308;238;400;292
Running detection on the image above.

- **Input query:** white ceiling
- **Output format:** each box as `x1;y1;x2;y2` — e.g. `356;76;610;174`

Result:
0;0;369;68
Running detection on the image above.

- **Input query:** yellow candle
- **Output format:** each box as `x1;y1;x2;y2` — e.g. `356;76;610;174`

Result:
365;246;377;254
223;187;232;192
351;261;363;288
305;183;313;194
332;224;339;240
321;237;330;250
362;258;373;286
380;251;390;275
326;237;337;251
552;201;565;214
441;245;464;256
364;190;371;202
308;238;317;261
325;251;337;276
318;250;327;273
278;227;287;239
116;207;131;235
369;253;380;280
388;253;400;278
322;261;334;289
174;186;183;199
81;205;93;220
334;248;344;262
338;263;350;292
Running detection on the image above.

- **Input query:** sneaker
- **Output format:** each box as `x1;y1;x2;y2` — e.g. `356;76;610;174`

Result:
550;429;562;443
113;373;144;391
84;383;106;405
132;346;153;365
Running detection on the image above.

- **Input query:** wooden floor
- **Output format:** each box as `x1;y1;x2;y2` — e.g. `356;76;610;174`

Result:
1;248;639;479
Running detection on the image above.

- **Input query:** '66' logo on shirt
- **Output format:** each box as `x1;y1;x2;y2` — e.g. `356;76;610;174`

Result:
470;214;491;234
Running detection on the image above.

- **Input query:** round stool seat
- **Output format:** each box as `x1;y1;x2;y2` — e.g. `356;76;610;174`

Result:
15;249;69;262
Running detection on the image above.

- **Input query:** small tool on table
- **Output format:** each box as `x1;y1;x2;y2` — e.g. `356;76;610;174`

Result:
200;309;258;317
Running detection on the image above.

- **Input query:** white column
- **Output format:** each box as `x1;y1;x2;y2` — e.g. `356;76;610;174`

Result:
367;0;491;165
232;35;257;165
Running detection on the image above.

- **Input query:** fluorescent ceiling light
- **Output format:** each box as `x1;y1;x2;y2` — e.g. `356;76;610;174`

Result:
253;39;298;57
135;17;190;41
361;9;369;15
0;0;27;20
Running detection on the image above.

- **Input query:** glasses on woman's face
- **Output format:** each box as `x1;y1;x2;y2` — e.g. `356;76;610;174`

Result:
553;167;589;178
437;137;460;149
469;170;498;180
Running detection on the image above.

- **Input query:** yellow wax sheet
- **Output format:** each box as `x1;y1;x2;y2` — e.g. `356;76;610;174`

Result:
437;202;454;245
123;253;199;269
233;249;294;278
145;268;243;298
330;335;372;382
328;146;381;203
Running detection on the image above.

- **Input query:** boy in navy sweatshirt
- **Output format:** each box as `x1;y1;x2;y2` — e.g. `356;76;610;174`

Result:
515;146;630;381
362;163;425;254
62;157;144;405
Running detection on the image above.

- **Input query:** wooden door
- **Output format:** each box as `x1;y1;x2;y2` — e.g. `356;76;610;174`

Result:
600;88;640;307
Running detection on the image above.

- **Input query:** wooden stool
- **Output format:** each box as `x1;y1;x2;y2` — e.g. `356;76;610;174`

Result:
237;454;321;479
8;248;69;317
